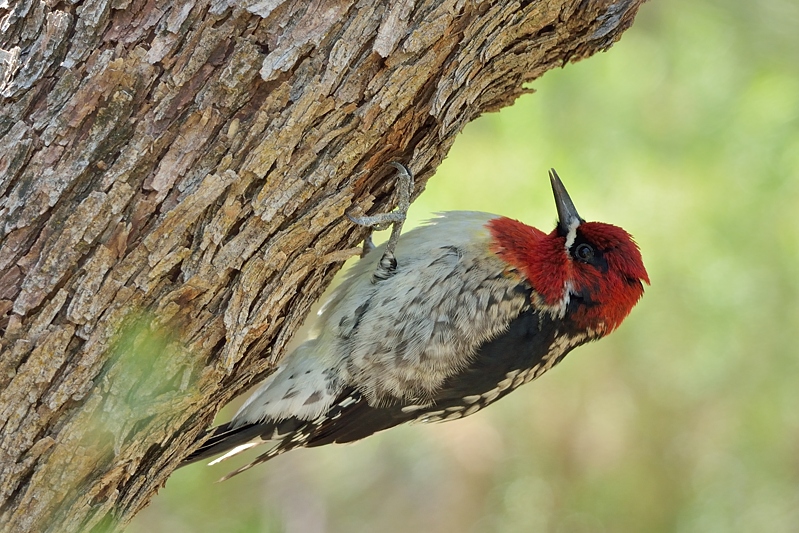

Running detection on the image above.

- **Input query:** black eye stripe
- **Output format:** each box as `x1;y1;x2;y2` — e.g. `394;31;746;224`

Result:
570;238;609;272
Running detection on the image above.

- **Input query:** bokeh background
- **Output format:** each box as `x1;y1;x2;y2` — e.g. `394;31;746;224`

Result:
130;0;799;531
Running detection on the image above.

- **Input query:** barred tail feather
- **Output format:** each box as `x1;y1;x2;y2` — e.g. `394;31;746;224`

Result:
181;416;314;477
181;422;269;466
215;442;294;481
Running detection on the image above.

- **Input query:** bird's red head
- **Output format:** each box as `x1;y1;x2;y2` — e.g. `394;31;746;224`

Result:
488;170;649;337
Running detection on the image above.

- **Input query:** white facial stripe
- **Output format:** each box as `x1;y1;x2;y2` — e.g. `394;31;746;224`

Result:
563;217;581;250
556;280;572;318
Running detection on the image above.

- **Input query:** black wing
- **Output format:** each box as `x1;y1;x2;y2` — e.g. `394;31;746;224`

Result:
305;303;581;447
183;303;587;476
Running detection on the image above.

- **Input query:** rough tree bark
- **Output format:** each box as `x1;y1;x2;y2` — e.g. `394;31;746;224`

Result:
0;0;644;531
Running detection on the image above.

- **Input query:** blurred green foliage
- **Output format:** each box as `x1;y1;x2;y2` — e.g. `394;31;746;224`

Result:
130;0;799;531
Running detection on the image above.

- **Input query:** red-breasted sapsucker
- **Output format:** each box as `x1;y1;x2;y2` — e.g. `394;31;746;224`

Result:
183;165;649;480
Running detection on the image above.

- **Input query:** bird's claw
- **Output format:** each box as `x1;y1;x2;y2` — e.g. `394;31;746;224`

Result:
349;162;414;281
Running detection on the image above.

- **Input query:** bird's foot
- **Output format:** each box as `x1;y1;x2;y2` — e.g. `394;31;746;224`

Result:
348;162;414;282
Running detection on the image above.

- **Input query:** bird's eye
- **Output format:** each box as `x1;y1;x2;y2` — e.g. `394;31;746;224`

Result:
574;243;594;262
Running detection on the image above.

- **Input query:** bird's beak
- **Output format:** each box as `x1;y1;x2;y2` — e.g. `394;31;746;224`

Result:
549;169;584;235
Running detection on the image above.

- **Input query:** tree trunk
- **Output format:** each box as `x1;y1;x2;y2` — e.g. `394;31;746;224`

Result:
0;0;644;531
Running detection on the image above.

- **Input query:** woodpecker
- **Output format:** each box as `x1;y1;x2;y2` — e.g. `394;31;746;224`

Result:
183;165;648;480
